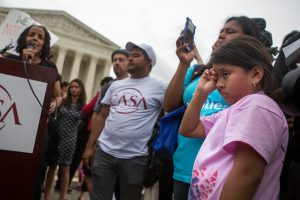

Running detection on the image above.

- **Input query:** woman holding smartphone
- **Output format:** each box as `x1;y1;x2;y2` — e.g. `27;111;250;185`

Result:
164;16;271;200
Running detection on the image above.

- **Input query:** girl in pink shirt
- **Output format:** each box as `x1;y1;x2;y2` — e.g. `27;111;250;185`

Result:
179;36;288;200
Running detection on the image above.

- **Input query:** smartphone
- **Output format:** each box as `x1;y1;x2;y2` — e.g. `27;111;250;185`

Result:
182;17;196;52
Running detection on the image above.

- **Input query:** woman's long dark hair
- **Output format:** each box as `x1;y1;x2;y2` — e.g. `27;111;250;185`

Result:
63;79;86;111
225;16;261;41
197;16;264;76
16;25;51;61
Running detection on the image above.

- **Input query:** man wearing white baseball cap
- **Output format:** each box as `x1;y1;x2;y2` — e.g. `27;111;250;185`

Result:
84;42;166;200
125;42;157;67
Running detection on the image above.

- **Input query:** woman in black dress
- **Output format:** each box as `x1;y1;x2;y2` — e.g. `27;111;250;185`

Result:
44;78;86;200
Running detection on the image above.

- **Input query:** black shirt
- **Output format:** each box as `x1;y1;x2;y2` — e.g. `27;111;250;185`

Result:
4;54;61;81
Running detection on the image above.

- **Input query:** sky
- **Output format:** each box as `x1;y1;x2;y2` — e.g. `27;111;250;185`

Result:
1;0;300;82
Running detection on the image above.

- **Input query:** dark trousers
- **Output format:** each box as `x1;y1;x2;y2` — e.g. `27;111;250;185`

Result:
33;129;49;200
159;158;174;200
173;180;190;200
280;117;300;200
91;146;147;200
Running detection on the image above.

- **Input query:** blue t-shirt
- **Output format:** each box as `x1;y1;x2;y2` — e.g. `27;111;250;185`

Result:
172;65;230;183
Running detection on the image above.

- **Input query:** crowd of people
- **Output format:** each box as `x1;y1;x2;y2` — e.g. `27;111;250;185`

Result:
0;15;299;200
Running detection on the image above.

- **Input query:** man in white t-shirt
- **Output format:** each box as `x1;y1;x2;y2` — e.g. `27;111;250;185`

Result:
83;42;166;200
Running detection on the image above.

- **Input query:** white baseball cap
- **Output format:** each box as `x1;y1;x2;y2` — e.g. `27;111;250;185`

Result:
125;42;157;67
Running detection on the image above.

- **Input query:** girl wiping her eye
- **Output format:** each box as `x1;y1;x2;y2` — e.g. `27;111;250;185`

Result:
180;36;288;200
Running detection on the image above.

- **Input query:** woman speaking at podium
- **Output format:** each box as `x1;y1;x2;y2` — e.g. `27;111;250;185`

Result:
2;24;62;199
3;24;62;111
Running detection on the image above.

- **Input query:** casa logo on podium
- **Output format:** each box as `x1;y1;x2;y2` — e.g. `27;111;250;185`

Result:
0;73;47;153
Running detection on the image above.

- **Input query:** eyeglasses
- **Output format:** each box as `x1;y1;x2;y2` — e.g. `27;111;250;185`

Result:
113;58;128;62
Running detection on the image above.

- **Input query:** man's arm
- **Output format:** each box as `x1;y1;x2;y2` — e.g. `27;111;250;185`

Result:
82;104;110;168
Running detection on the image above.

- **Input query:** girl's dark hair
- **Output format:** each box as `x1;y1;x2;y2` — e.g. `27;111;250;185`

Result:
209;35;275;95
63;79;86;111
16;25;51;61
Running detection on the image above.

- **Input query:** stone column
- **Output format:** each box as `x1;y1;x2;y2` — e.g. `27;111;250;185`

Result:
103;59;112;77
69;51;83;81
55;46;67;74
85;55;98;99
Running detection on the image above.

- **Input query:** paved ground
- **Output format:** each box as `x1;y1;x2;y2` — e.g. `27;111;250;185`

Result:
41;181;90;200
41;183;148;200
41;173;149;200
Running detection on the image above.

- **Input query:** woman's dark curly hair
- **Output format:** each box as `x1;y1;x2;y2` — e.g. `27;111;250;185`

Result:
16;25;51;61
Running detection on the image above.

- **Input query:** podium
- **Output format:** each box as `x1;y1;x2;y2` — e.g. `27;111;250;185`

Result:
0;57;57;199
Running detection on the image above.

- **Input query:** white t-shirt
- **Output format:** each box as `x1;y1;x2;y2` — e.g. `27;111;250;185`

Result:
99;76;166;158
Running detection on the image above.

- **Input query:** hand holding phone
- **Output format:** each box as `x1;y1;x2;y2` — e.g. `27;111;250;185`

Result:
182;17;196;52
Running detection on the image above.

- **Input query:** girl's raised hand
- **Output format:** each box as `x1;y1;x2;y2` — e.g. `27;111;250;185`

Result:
197;69;217;95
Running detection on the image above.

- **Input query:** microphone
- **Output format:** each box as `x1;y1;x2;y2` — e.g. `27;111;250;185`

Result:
26;41;35;64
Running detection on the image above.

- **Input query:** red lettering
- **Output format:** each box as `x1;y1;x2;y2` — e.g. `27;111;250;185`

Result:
118;95;127;106
0;102;22;125
130;95;138;106
2;23;21;36
0;100;3;117
136;97;147;109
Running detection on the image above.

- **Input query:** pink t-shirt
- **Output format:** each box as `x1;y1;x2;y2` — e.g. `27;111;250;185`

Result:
189;92;288;200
